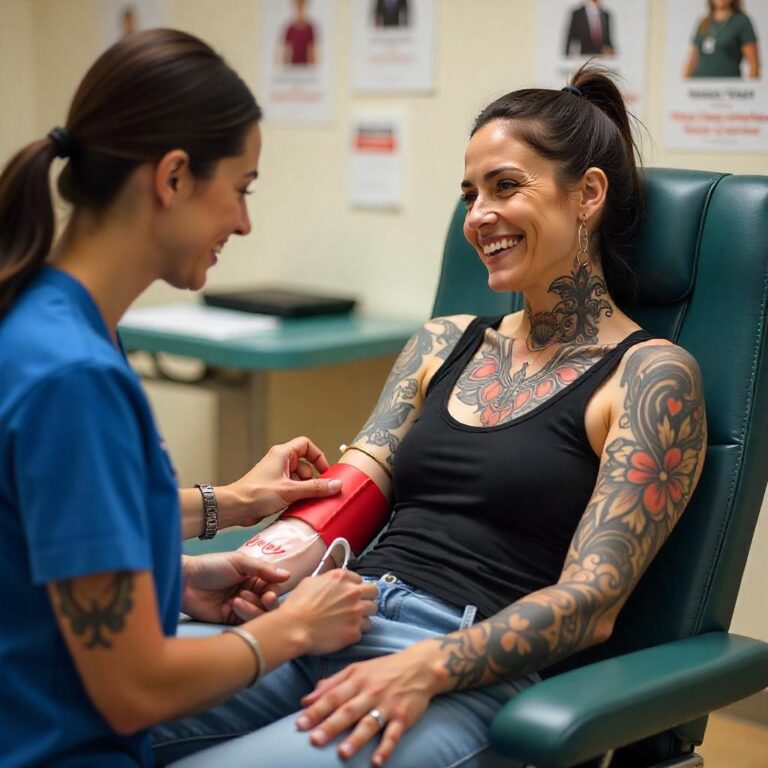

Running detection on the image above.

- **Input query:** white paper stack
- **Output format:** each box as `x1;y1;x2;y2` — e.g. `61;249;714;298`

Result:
120;303;279;341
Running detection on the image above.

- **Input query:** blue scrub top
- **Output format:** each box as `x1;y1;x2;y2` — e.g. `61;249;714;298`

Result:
0;268;181;767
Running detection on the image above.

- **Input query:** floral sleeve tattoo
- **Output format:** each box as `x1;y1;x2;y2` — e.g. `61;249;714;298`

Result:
353;318;463;470
437;345;706;688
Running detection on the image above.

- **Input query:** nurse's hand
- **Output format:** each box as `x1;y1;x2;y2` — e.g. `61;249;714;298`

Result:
180;552;291;624
217;436;342;528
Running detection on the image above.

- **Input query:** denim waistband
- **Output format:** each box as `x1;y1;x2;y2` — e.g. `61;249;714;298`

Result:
364;572;478;629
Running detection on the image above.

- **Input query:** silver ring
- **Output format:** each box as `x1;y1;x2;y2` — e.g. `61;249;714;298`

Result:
366;708;385;729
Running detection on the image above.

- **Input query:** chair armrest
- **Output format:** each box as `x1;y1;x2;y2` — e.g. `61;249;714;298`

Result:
490;632;768;768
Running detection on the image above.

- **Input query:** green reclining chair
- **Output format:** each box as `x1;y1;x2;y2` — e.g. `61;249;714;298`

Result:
432;168;768;768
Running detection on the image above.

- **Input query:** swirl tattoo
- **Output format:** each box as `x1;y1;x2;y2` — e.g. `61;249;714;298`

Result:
354;319;462;468
438;345;706;688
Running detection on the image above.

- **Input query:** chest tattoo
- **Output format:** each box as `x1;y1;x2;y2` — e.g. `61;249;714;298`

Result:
454;336;614;426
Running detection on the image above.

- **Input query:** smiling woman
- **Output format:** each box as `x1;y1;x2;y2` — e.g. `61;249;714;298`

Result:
148;65;707;768
0;28;378;768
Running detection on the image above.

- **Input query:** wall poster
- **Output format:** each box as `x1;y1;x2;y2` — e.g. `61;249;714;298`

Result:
260;0;334;124
536;1;649;118
348;114;404;209
351;0;435;93
665;0;768;153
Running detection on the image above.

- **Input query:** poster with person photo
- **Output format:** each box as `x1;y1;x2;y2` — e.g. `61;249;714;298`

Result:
665;0;767;152
102;0;168;47
536;0;649;117
351;0;435;93
260;0;334;124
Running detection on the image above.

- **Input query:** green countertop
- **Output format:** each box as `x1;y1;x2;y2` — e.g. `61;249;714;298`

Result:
119;313;421;370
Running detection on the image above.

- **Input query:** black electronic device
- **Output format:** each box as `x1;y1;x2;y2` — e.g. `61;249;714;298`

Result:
203;287;357;318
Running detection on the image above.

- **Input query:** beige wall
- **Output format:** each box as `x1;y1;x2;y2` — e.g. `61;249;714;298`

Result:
1;0;766;640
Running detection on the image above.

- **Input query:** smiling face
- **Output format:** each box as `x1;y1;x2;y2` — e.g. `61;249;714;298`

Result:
159;122;261;291
461;120;584;295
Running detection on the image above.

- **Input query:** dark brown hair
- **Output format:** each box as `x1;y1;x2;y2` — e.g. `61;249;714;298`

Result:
470;63;642;302
699;1;744;37
0;28;262;316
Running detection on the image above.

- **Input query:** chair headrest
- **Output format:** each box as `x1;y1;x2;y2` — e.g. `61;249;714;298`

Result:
626;169;728;306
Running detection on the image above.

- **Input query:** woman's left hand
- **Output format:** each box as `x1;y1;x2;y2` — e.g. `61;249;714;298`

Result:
296;641;442;766
181;552;290;624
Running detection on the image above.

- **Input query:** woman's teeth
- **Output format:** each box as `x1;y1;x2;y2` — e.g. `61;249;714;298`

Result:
483;236;522;255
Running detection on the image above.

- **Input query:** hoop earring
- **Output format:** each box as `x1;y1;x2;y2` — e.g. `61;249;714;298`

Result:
576;218;590;268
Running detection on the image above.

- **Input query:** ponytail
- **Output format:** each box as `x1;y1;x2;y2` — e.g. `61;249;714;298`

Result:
571;64;643;304
1;28;262;317
0;137;59;316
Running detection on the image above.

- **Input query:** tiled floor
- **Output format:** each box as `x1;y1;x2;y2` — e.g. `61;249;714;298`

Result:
698;713;768;767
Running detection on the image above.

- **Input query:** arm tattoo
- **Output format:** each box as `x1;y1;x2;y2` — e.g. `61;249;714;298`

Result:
56;573;135;649
354;319;462;468
526;265;613;349
439;345;706;689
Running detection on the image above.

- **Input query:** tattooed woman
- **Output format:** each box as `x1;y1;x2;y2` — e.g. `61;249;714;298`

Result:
153;67;707;768
0;29;378;768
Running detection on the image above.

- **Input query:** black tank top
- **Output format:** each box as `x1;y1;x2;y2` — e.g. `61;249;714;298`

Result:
354;316;652;619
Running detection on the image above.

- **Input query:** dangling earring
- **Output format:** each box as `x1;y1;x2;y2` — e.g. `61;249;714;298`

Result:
576;216;590;268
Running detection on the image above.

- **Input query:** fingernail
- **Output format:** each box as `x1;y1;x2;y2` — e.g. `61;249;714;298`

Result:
276;568;290;576
328;479;342;492
310;729;325;745
339;742;353;757
295;715;310;730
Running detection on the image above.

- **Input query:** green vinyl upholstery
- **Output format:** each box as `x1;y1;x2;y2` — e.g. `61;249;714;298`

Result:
433;168;768;767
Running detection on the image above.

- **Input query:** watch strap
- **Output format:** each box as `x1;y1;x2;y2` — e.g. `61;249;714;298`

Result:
195;482;218;540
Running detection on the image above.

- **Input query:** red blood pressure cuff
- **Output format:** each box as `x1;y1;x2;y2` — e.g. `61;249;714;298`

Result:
281;463;390;555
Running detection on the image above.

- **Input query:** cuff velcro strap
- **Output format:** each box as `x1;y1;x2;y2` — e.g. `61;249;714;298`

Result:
281;463;390;555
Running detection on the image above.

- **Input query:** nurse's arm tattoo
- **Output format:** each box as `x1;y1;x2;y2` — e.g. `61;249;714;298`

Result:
353;317;463;470
55;572;135;649
435;345;706;689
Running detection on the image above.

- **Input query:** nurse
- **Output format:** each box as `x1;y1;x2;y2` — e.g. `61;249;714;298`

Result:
0;28;377;768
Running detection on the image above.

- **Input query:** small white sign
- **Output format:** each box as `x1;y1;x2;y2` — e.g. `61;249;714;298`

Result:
536;1;649;118
121;304;279;341
348;115;404;209
664;0;768;153
260;0;334;125
351;0;435;93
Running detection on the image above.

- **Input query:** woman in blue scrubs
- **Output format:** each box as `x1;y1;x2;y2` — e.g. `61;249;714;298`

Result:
0;28;377;768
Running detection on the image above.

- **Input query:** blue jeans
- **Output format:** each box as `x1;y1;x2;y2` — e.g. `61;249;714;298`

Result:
151;575;537;768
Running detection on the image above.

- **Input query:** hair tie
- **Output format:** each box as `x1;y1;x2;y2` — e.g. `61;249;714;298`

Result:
561;85;583;97
47;127;72;159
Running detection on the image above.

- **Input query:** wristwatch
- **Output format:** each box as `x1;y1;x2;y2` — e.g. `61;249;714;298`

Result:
195;483;218;540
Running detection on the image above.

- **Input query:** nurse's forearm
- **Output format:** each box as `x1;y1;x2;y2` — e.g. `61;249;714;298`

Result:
179;486;249;540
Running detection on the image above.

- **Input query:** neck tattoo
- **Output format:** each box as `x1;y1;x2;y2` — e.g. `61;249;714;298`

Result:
526;264;613;350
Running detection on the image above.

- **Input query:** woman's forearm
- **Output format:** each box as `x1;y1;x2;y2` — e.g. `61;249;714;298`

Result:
683;46;699;78
743;43;760;78
424;580;613;696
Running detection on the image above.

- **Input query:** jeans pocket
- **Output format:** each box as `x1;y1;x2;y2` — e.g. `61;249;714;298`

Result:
396;588;466;635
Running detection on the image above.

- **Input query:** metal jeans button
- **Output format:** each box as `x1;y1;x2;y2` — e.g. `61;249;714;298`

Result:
381;573;397;584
